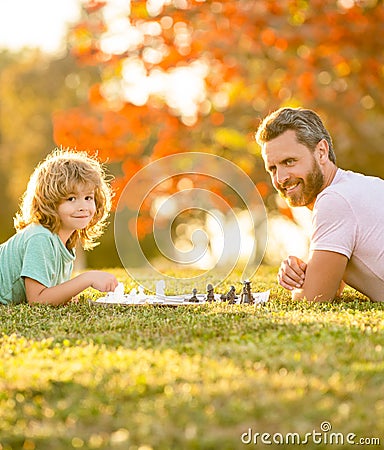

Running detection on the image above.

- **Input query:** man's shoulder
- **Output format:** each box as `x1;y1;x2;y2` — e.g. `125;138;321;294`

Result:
314;168;384;220
319;169;384;200
333;168;383;188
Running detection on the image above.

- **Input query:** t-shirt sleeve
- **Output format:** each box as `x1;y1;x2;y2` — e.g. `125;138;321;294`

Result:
310;192;357;259
21;234;58;287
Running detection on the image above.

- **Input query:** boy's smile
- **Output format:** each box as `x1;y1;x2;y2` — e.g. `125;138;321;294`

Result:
57;184;96;244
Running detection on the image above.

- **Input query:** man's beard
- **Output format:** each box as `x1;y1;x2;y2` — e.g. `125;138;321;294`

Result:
278;158;324;207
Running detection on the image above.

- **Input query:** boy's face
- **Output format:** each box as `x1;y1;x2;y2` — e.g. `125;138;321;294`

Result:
57;184;96;239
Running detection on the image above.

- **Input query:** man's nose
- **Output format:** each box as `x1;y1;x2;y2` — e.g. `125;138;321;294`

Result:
275;167;290;185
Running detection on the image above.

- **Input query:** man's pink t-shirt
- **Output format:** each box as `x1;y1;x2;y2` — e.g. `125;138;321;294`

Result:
311;168;384;302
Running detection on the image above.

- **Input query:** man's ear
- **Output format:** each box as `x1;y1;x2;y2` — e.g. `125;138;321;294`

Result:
316;139;329;164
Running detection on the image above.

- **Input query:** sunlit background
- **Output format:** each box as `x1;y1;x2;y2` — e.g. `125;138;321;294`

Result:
0;0;81;53
1;0;383;271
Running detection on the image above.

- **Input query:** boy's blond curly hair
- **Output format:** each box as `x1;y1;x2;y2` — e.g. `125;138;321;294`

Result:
14;148;113;250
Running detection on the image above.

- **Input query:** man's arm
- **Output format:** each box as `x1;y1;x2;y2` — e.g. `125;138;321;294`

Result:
291;250;348;302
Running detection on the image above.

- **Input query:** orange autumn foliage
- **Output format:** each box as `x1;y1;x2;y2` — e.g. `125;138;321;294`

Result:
54;0;384;239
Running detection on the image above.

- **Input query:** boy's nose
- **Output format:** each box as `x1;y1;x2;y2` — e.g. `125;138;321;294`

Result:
78;202;87;211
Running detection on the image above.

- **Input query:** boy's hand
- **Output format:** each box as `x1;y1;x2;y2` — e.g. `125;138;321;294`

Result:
88;271;119;292
278;256;307;291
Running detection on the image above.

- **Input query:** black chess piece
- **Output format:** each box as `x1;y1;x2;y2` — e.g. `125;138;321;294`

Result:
240;283;249;304
220;285;238;303
246;280;255;304
189;288;199;303
240;280;254;304
206;283;215;302
220;292;227;302
227;285;238;304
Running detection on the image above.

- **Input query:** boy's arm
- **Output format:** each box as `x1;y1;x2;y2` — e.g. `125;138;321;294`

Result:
290;250;348;302
25;271;118;306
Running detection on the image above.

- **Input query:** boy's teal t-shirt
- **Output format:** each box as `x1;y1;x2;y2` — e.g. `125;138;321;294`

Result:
0;224;75;304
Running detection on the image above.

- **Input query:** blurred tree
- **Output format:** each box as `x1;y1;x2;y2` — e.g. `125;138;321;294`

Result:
0;49;118;268
54;0;384;235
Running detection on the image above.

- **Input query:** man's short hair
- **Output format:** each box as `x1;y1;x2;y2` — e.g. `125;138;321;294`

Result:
255;107;336;164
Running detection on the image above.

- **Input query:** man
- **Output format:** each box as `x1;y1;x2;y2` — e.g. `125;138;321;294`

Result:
255;107;384;302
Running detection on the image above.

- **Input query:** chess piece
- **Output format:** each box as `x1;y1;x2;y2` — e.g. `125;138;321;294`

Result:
129;287;138;303
188;288;199;303
206;283;215;302
220;285;237;303
240;283;249;304
240;280;254;304
137;285;147;302
227;285;238;304
156;280;166;298
113;282;125;302
247;280;255;304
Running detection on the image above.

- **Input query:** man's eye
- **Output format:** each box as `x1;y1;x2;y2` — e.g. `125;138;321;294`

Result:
285;159;295;166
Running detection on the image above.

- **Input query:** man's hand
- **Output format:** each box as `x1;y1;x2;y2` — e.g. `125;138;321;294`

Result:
278;256;307;291
281;250;348;302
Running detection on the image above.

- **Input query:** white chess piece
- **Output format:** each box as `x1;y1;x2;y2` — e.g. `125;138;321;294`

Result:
129;287;138;304
137;286;147;302
254;290;270;305
113;282;125;302
155;280;166;298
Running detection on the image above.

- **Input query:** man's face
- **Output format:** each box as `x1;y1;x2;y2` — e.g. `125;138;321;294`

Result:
262;130;324;208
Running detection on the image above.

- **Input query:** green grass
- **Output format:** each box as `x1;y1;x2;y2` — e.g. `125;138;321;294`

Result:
0;266;383;450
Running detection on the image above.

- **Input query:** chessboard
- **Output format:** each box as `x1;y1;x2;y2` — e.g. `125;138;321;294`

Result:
90;280;270;306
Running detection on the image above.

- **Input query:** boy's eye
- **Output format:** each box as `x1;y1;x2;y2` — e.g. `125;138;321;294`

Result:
67;196;76;202
85;195;94;201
